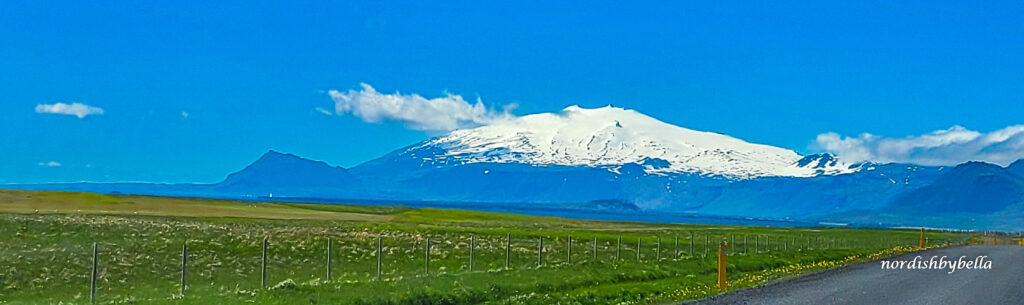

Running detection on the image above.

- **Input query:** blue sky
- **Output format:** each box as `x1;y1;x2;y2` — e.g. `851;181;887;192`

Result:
2;1;1023;183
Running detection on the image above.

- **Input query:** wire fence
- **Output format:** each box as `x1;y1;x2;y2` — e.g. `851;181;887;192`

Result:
1;213;992;304
74;230;966;301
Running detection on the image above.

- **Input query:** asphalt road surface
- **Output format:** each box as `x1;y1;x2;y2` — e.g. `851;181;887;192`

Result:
686;245;1024;305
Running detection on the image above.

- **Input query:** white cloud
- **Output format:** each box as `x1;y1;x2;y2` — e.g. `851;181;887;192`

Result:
38;161;62;167
181;111;190;118
326;83;515;131
314;107;333;116
35;102;104;118
814;125;1024;166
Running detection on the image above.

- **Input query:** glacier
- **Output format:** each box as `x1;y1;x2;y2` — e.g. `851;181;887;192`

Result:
7;106;1023;231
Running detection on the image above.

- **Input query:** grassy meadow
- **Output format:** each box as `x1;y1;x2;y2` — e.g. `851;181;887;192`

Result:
0;189;968;304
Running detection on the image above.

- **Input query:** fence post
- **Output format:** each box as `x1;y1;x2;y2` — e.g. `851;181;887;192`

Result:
730;234;735;252
506;233;511;269
674;235;679;259
637;237;642;261
919;229;925;248
766;235;771;252
180;242;187;296
425;238;431;274
261;237;268;288
538;236;544;267
744;235;748;254
470;235;475;271
90;242;98;303
617;235;621;260
326;238;332;281
717;240;727;290
376;236;382;280
593;236;598;260
704;235;709;258
754;235;758;253
689;232;694;257
655;237;663;260
567;236;572;265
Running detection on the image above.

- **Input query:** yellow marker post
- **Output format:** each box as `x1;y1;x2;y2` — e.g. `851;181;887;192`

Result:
717;240;727;290
970;233;975;245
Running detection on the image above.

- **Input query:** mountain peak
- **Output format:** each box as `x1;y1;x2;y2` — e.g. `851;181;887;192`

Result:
953;161;1003;172
244;150;345;172
888;160;1024;215
410;106;853;179
257;150;301;161
561;104;628;114
217;151;354;191
796;153;839;169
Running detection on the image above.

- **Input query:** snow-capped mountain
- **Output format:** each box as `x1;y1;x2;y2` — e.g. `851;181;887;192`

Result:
408;105;854;179
12;106;1024;231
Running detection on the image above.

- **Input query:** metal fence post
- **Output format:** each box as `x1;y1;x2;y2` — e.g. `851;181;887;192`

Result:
567;236;572;265
593;236;598;260
704;235;709;258
326;238;332;281
637;237;642;261
377;236;383;280
657;236;661;261
425;238;431;274
538;236;544;267
90;242;98;303
505;233;511;269
470;235;475;271
180;242;187;296
261;237;268;288
689;232;694;257
674;235;679;259
617;235;621;260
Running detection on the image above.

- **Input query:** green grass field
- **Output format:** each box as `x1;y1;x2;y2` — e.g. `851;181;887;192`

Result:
0;189;967;304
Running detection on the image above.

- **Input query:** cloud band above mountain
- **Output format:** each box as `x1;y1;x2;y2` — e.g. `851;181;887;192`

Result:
326;83;515;132
815;125;1024;166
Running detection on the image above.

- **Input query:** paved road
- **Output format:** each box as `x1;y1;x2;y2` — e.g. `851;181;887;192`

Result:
686;245;1024;305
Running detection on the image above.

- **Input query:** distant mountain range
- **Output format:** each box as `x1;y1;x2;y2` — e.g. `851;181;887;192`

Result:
8;106;1024;231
